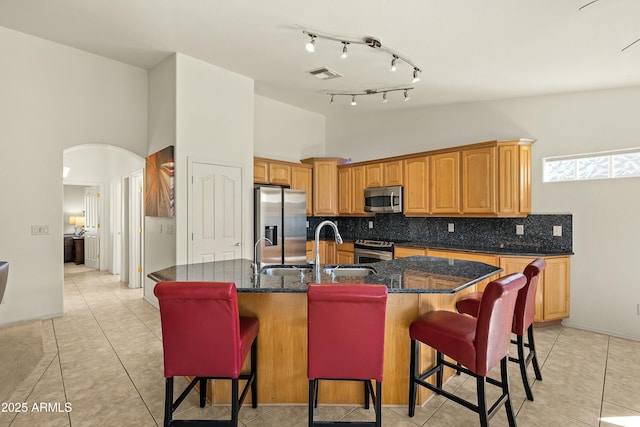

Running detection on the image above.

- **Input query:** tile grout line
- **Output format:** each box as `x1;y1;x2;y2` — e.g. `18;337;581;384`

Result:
64;270;159;426
598;335;611;427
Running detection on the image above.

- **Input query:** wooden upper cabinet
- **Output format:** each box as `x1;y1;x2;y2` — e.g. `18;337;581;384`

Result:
291;165;313;216
430;152;460;214
338;167;352;215
365;163;383;188
403;156;429;215
302;158;346;216
517;144;532;214
383;160;403;186
254;159;269;184
352;165;367;214
269;163;291;186
461;147;497;214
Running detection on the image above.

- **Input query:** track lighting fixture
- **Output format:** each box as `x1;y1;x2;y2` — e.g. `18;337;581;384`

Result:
305;34;316;53
327;87;413;106
391;55;398;72
301;29;422;83
412;68;421;83
341;42;349;59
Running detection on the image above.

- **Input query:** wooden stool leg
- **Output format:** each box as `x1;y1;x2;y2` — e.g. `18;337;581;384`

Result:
517;334;534;401
408;339;418;417
528;325;543;381
501;357;517;427
477;376;488;427
164;377;173;427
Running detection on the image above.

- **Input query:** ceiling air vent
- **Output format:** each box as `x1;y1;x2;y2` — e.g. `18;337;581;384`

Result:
308;67;342;80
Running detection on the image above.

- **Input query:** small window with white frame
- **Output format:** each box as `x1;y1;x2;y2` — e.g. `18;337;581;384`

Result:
543;148;640;182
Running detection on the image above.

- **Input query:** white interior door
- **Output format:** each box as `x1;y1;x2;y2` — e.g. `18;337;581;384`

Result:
190;162;242;264
84;186;101;269
129;170;143;288
120;176;130;283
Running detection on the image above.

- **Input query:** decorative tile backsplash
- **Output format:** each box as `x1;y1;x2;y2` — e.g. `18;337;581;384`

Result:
308;214;573;253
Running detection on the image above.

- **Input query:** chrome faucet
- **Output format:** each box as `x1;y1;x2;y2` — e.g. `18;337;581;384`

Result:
314;220;343;282
253;237;273;274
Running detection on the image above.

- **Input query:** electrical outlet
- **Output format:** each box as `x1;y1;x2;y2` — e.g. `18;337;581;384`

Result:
448;223;455;233
553;225;562;237
516;225;524;235
368;221;374;229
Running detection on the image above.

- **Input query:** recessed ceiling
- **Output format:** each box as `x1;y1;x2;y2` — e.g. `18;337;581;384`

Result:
0;0;639;116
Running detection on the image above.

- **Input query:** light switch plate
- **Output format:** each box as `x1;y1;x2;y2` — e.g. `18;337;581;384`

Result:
516;225;524;235
553;225;562;237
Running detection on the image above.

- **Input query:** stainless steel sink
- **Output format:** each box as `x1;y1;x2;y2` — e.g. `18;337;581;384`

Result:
258;265;312;276
323;266;377;277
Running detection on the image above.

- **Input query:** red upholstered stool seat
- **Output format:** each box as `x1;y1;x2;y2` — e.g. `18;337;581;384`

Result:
408;273;526;427
456;259;547;401
154;281;259;427
307;283;388;427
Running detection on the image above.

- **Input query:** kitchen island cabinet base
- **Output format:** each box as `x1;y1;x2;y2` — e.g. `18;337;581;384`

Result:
207;289;478;405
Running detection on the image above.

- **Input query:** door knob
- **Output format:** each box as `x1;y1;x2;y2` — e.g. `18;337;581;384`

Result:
233;242;241;246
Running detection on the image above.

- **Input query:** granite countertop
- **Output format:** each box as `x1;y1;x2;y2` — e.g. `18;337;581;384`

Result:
148;256;502;294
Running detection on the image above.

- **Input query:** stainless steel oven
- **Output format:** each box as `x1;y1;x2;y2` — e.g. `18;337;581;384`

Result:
353;239;394;263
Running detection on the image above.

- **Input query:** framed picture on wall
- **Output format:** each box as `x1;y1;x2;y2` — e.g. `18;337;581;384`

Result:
145;145;174;218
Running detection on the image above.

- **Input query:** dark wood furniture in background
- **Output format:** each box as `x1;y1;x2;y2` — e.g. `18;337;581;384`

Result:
64;236;74;263
73;237;84;265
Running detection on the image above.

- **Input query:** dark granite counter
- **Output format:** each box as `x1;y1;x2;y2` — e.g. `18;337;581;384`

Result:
147;256;502;294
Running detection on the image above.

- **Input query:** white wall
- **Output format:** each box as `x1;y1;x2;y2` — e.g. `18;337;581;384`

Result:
175;54;254;264
327;86;640;340
144;54;177;305
254;95;326;161
0;26;147;326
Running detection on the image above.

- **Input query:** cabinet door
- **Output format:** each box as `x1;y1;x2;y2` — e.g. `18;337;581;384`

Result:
291;166;313;216
269;163;291;186
352;166;366;214
338;167;352;215
403;156;429;215
461;147;496;214
383;160;403;186
394;246;426;258
430;152;460;214
518;145;532;214
542;257;570;320
499;256;541;320
313;160;339;216
336;242;354;264
497;145;519;215
365;163;383;188
254;159;269;184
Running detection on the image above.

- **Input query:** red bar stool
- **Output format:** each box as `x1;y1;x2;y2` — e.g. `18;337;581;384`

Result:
408;273;526;427
154;281;259;427
456;259;546;401
307;284;388;427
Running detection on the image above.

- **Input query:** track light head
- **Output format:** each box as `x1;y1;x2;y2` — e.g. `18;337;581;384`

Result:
341;42;349;59
382;92;389;103
350;96;357;106
412;68;421;83
404;89;411;101
305;35;316;53
391;55;398;72
329;95;334;104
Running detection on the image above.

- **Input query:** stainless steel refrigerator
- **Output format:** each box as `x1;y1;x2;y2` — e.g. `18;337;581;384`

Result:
254;186;306;267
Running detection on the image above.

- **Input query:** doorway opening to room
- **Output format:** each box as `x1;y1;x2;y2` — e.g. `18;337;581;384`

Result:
63;145;144;288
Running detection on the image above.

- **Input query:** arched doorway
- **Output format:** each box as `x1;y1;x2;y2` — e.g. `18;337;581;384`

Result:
63;144;144;287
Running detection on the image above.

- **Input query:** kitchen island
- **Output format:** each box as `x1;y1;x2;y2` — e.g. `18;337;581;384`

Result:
149;256;502;405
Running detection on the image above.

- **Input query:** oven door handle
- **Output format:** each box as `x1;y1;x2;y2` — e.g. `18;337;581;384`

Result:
354;248;393;261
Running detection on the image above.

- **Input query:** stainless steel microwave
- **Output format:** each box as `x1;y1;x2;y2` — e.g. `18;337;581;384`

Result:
364;186;403;213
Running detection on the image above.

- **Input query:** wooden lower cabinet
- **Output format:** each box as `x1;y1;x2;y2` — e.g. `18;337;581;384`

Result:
336;242;354;264
394;246;427;258
499;255;570;323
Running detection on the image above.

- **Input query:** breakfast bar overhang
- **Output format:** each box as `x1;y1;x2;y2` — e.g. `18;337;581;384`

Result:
148;256;502;405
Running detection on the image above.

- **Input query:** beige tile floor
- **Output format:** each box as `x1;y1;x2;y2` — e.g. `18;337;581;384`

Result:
1;263;640;426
